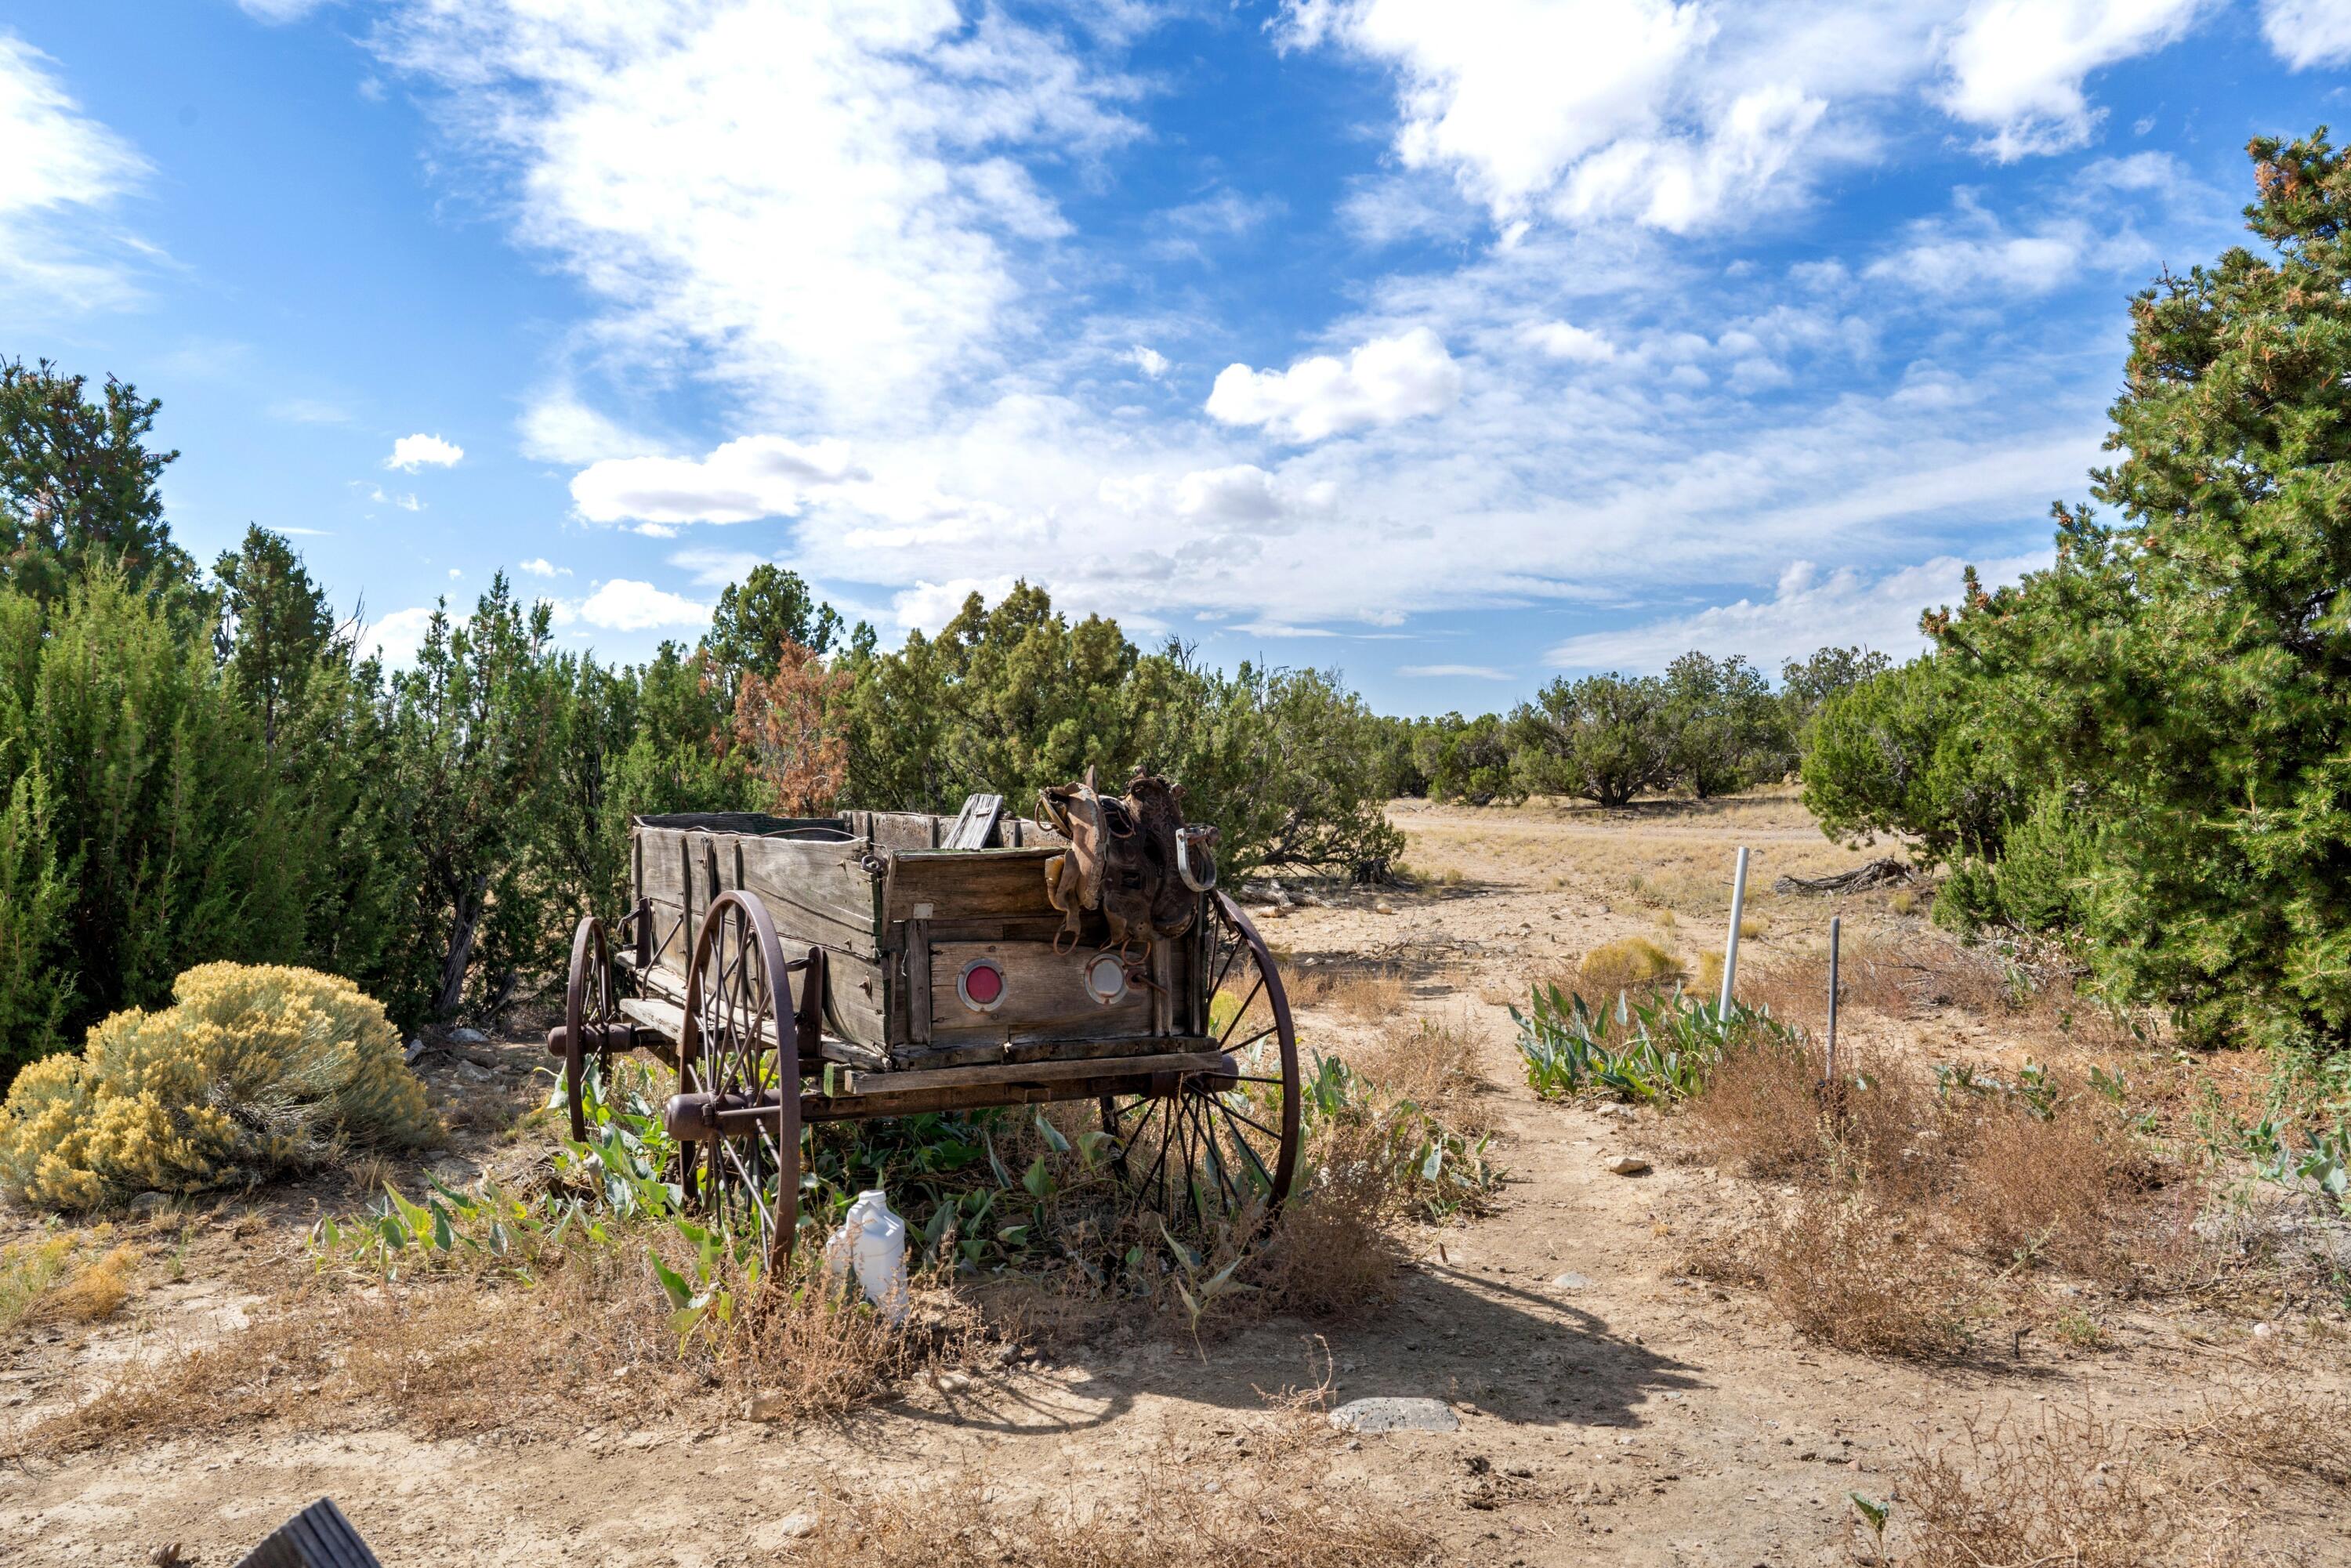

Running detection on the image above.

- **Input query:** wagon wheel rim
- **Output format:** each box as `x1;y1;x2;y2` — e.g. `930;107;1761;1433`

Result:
1099;891;1300;1249
563;916;618;1144
680;889;802;1275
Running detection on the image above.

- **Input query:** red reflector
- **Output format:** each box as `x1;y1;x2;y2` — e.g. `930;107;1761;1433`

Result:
963;963;1003;1005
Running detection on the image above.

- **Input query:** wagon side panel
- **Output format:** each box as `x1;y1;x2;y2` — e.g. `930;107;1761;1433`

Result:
629;821;891;1056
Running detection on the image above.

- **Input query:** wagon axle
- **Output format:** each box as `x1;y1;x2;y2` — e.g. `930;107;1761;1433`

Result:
658;1062;1243;1143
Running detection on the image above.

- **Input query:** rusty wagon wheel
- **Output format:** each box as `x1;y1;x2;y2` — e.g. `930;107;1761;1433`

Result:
1099;891;1301;1248
560;916;621;1144
679;890;802;1274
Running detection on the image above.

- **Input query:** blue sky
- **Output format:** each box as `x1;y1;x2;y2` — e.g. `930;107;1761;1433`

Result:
4;1;2344;716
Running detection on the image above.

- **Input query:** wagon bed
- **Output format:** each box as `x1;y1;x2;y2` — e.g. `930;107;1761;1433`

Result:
550;802;1301;1267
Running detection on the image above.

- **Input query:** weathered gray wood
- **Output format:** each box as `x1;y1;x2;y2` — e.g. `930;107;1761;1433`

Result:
943;793;1005;851
886;847;1063;923
838;1048;1230;1096
929;939;1151;1042
906;918;931;1043
618;996;687;1043
892;1031;1207;1071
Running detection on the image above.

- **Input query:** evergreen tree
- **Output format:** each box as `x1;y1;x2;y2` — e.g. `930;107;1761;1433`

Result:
0;360;194;605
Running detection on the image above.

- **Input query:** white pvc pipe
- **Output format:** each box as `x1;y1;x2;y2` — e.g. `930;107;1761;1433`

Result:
1719;846;1750;1016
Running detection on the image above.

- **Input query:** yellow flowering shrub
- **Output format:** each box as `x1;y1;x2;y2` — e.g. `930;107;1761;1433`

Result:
0;964;436;1210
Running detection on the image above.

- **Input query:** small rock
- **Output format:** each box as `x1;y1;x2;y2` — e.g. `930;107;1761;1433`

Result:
936;1371;973;1393
1551;1271;1592;1291
778;1514;817;1538
2251;1322;2276;1342
744;1392;793;1421
447;1026;491;1045
455;1059;494;1084
404;1036;429;1065
1607;1155;1652;1175
1329;1396;1459;1434
1374;903;1396;915
127;1191;169;1220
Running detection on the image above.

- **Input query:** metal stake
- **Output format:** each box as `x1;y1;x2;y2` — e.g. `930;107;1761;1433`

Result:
1825;914;1842;1084
1718;846;1750;1016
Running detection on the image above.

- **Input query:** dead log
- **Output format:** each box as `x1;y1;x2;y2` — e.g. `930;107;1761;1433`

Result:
1773;856;1915;896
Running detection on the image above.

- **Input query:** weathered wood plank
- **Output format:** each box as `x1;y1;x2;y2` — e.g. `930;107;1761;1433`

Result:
886;848;1063;923
839;1048;1229;1096
942;793;1005;851
906;918;931;1043
886;1029;1212;1071
929;939;1151;1041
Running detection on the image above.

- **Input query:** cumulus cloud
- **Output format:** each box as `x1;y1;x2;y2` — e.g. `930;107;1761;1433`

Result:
0;32;150;313
577;579;709;632
570;434;862;525
1522;320;1617;363
1545;552;2048;673
1206;328;1462;443
362;606;437;666
386;433;463;470
2262;0;2351;67
519;393;660;465
375;0;1138;426
1939;0;2206;160
516;557;570;578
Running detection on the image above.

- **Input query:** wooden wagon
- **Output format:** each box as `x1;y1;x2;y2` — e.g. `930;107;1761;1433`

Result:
546;803;1300;1266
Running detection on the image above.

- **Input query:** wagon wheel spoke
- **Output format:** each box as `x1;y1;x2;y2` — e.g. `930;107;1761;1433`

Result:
682;891;801;1275
1099;893;1301;1255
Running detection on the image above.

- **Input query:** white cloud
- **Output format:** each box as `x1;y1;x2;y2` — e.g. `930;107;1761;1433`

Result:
238;0;332;22
447;567;462;579
1939;0;2206;160
1545;551;2049;672
362;606;437;666
577;579;709;632
517;557;571;578
571;434;862;525
519;393;660;465
0;32;149;313
386;433;463;470
1206;328;1462;443
1522;320;1617;363
375;0;1137;427
1128;346;1169;378
361;484;422;512
2262;0;2351;67
1400;663;1512;679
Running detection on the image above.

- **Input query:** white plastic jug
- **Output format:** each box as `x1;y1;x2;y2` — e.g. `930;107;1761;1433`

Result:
824;1189;908;1323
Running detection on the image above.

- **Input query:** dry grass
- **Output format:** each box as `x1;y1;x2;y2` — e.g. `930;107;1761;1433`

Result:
1741;931;2146;1056
1676;1025;2212;1357
1577;936;1685;998
2;1233;136;1334
1290;967;1410;1023
784;1390;1429;1566
13;1224;992;1456
2168;1372;2351;1489
1755;1190;1976;1359
1896;1404;2295;1568
1349;1016;1493;1138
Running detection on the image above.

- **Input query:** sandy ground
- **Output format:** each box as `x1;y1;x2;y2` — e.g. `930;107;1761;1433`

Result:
2;794;2344;1566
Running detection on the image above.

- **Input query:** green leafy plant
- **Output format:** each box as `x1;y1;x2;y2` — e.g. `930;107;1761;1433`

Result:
1511;983;1796;1103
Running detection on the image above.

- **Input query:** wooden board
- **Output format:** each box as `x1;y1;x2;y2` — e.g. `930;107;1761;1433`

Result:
837;1048;1229;1096
926;939;1153;1045
886;847;1063;923
942;793;1005;851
